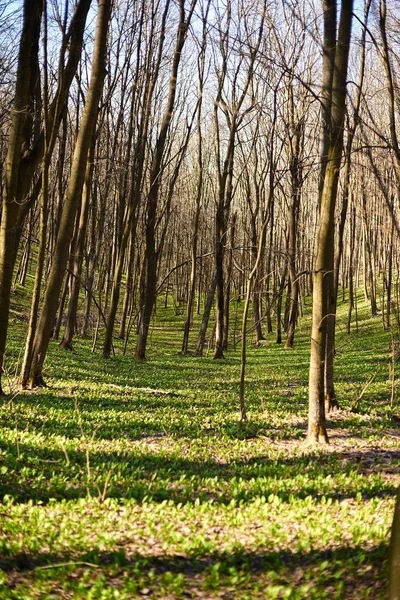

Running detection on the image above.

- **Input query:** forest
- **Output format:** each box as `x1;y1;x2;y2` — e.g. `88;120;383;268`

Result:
1;0;400;597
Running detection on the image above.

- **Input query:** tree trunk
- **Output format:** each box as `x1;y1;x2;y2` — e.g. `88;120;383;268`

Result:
195;272;217;356
390;487;400;599
61;132;96;350
20;1;49;388
284;116;303;349
308;0;353;443
0;0;91;393
276;267;287;345
118;232;135;340
29;0;112;385
0;0;42;394
222;213;236;352
135;0;196;360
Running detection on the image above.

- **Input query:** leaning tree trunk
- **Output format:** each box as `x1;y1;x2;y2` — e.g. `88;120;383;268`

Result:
308;0;353;443
0;0;91;394
29;0;112;386
0;0;42;394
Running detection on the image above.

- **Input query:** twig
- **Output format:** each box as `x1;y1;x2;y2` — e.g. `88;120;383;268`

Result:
350;373;377;411
35;561;99;571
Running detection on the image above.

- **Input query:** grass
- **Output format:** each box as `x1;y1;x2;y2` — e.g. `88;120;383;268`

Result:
0;285;399;598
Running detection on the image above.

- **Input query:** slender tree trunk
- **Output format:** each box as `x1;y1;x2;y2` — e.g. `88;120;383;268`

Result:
17;208;34;287
53;111;68;251
29;0;112;385
61;132;96;350
118;232;135;339
239;213;269;421
222;213;236;352
214;201;227;359
80;183;99;337
195;272;217;356
386;215;394;329
276;267;287;344
0;0;91;393
103;203;139;357
135;0;196;360
182;203;201;354
285;114;303;349
347;204;356;334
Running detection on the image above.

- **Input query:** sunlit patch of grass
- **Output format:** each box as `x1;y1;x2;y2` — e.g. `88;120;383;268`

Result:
0;288;397;597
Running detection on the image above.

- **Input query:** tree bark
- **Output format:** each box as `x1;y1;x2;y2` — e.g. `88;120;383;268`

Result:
222;213;236;352
308;0;353;443
61;131;97;350
29;0;112;385
195;272;217;356
0;0;91;393
0;0;42;394
390;487;400;599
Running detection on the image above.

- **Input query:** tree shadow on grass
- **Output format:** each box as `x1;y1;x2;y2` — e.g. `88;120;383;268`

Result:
0;392;309;440
1;541;388;599
0;441;398;505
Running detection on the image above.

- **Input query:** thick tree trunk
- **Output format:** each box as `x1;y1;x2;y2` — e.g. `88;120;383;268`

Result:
0;0;42;394
390;488;400;599
308;0;353;442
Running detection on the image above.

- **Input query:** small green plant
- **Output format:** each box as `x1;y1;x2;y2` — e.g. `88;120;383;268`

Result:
0;296;394;598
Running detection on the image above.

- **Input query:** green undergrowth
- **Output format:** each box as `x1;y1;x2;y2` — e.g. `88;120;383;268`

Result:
0;286;399;598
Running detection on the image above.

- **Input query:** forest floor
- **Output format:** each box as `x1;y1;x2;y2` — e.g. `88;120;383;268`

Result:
0;287;399;598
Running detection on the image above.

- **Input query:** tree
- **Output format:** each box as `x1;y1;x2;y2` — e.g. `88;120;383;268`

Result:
0;0;92;393
134;0;197;360
29;0;112;385
0;0;42;395
20;0;50;388
211;0;264;359
308;0;354;442
390;488;400;599
181;0;210;355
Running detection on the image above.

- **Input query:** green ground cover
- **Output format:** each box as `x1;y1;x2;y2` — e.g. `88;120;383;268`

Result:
0;289;399;598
